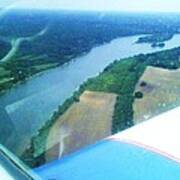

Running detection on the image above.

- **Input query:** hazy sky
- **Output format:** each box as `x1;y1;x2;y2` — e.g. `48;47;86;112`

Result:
1;0;180;13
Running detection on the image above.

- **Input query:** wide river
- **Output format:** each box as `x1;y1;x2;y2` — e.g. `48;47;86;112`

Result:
1;34;180;154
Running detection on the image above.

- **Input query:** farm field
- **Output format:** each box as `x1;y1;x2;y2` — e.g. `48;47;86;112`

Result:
45;91;117;162
133;66;180;124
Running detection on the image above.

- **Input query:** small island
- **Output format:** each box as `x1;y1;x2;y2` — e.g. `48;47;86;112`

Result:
151;42;165;48
136;33;173;48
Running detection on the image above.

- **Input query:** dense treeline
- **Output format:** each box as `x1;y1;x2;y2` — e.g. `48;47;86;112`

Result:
0;10;180;92
22;46;180;167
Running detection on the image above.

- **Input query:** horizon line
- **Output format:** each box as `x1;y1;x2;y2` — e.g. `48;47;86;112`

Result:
1;7;180;15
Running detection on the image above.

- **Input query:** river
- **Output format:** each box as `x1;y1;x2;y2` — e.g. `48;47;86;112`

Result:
1;34;180;154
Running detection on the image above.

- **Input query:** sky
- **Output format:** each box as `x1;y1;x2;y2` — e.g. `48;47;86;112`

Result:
1;0;180;13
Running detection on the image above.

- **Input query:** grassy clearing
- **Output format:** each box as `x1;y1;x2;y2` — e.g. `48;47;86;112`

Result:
33;63;59;72
0;67;11;78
